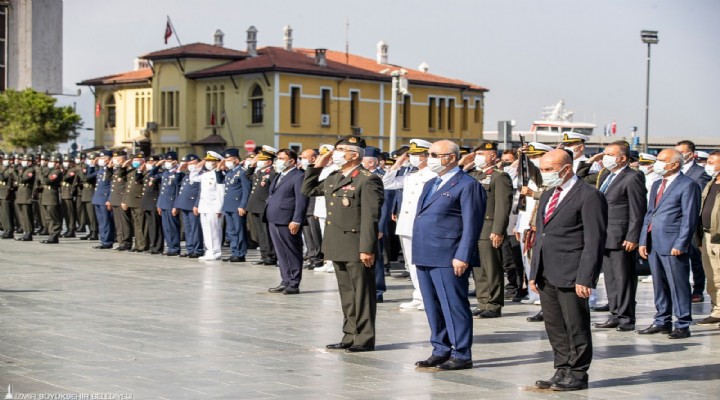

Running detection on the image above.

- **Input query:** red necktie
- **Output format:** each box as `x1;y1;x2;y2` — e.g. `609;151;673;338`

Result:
648;178;667;232
543;187;563;225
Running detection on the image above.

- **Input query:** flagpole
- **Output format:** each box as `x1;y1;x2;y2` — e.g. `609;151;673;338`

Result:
167;15;182;46
223;112;236;147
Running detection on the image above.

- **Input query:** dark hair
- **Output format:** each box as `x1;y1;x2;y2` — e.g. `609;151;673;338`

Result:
710;151;720;157
278;149;298;161
502;149;517;160
562;149;574;161
676;140;696;152
607;142;629;158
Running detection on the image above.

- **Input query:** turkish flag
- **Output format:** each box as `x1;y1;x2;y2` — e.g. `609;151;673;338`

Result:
95;102;101;117
164;21;173;44
611;121;617;135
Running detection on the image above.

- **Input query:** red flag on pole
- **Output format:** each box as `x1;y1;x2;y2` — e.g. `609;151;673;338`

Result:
220;110;226;126
210;111;216;126
164;21;173;44
95;102;101;117
611;121;617;135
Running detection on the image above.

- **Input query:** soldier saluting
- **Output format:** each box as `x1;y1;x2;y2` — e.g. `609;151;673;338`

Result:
302;135;384;353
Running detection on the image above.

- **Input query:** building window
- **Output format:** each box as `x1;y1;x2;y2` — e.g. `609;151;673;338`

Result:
250;84;263;124
402;94;411;129
321;88;331;115
161;90;180;128
205;85;224;126
428;97;436;129
447;98;455;132
106;96;116;129
290;86;300;125
135;91;152;129
474;99;481;123
0;5;6;92
350;91;359;127
438;98;445;130
462;99;469;131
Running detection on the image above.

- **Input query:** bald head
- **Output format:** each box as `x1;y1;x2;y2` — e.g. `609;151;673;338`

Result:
539;149;573;187
656;148;683;176
428;140;460;176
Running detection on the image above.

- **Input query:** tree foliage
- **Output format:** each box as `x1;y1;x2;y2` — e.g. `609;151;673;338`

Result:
0;89;83;151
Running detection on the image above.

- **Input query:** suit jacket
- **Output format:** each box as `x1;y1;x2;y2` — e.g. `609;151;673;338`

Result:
700;179;720;244
597;167;647;249
173;171;201;211
530;178;608;288
685;162;711;189
470;168;512;239
302;165;384;262
156;169;181;210
265;168;309;225
412;169;486;268
221;166;251;212
640;172;701;255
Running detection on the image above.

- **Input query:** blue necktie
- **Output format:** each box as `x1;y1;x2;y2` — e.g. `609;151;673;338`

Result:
600;172;616;194
423;178;442;206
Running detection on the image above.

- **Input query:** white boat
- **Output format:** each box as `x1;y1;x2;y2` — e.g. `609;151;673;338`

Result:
529;100;596;142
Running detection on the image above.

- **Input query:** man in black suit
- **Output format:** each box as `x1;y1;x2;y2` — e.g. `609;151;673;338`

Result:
299;149;323;270
592;143;647;332
266;149;309;294
676;140;712;303
529;150;608;391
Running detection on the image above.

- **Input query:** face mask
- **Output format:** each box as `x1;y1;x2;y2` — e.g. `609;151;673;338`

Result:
98;159;107;167
131;161;142;168
62;162;70;168
503;166;515;175
203;162;214;170
705;165;718;177
426;157;446;174
21;161;29;167
541;166;568;188
257;160;270;169
653;160;669;176
74;159;81;164
164;161;174;170
274;159;289;173
682;152;694;163
501;161;513;168
300;159;310;170
85;159;93;166
409;155;422;168
530;158;541;168
474;155;488;170
113;159;122;166
402;160;411;168
146;163;156;169
332;151;348;167
639;165;653;175
243;160;251;169
2;160;9;167
602;155;618;171
226;161;237;170
47;162;56;169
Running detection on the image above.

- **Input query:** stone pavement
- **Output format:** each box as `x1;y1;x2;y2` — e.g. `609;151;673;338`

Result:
0;238;719;400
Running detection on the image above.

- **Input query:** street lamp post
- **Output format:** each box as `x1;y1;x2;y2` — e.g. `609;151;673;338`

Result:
382;68;408;152
641;30;659;153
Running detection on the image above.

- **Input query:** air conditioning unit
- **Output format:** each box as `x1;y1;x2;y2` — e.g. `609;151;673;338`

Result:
351;127;363;135
146;122;158;132
321;114;330;127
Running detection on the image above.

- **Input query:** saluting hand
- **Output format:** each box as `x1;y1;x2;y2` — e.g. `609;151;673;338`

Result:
360;252;375;268
452;259;468;276
314;151;333;168
391;153;408;171
459;152;475;167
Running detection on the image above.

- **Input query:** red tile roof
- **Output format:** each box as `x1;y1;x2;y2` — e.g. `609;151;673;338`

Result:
191;134;227;146
77;68;153;86
295;48;486;91
141;43;247;61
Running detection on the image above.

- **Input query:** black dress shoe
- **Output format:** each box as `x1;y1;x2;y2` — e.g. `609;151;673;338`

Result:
15;236;32;241
593;319;619;329
179;253;189;258
551;376;588;391
477;310;501;319
252;260;267;265
61;232;75;238
283;287;300;295
150;250;161;255
226;256;245;262
1;234;14;239
268;285;287;293
115;246;130;251
592;304;610;312
637;325;672;335
326;342;352;350
164;252;180;256
415;355;450;368
346;345;374;353
188;254;200;259
93;244;113;249
697;316;720;325
527;311;544;322
668;328;691;339
437;357;473;370
616;324;635;331
535;373;564;389
376;294;384;303
40;238;59;244
79;235;89;240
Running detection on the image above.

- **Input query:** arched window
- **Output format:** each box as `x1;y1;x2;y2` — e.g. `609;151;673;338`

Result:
106;95;116;129
206;85;225;126
250;85;263;124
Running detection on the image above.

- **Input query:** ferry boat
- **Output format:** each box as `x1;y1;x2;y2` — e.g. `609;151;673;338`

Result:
529;100;596;142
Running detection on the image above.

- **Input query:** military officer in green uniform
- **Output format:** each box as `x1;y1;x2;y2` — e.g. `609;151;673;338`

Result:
109;150;132;250
0;151;16;238
33;153;49;235
122;152;147;252
77;152;99;240
461;141;513;318
71;153;88;234
14;154;36;241
302;135;384;353
60;155;78;237
39;153;64;244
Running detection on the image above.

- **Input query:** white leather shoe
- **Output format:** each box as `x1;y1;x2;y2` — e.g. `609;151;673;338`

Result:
399;300;423;309
417;303;425;311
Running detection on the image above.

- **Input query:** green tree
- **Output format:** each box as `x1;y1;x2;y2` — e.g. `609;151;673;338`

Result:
0;89;82;151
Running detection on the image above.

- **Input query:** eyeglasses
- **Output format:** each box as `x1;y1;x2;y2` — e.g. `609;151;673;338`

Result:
429;152;454;158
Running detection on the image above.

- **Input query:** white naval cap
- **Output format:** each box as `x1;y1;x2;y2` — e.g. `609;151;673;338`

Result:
695;150;710;160
319;144;335;155
261;145;278;154
562;131;591;143
204;150;225;161
638;153;657;163
407;139;432;154
526;142;554;155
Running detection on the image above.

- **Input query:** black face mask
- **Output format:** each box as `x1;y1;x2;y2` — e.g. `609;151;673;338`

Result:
502;161;513;168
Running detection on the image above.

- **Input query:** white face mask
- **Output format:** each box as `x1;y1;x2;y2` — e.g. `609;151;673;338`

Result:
256;160;270;169
187;165;196;172
242;160;251;169
705;164;718;177
653;160;670;176
409;155;423;168
2;160;9;167
112;159;121;166
682;152;694;163
274;159;289;173
62;161;70;168
227;161;237;170
426;157;446;174
541;166;568;188
602;155;618;171
332;151;348;167
21;161;29;167
639;165;653;175
300;159;310;170
164;161;174;170
204;162;214;170
48;162;57;169
474;155;488;170
74;159;81;164
98;159;107;167
530;158;541;168
85;159;93;166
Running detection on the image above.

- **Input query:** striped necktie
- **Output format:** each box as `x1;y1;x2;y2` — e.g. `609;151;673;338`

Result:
543;187;563;224
599;173;616;194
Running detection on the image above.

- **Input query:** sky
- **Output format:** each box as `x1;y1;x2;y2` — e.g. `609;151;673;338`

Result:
58;0;720;149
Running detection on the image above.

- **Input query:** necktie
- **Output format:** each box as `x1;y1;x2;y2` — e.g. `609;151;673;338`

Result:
423;178;442;206
599;172;616;194
648;178;667;232
543;187;563;224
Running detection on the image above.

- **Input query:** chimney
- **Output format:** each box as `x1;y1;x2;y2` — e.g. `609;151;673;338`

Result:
283;25;293;51
315;49;327;67
246;26;258;57
376;40;388;65
134;58;150;71
214;29;225;47
419;62;429;73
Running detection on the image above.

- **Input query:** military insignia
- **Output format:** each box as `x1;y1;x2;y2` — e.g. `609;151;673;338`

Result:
117;178;122;182
341;185;355;191
342;197;351;207
70;172;75;177
563;133;570;141
349;137;358;144
27;172;33;177
351;169;360;178
82;169;87;173
261;181;266;187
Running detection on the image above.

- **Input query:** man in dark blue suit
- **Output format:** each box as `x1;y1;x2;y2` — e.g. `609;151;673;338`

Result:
90;150;116;249
157;152;182;256
220;148;251;262
676;140;712;302
639;148;701;339
266;149;309;294
412;140;486;371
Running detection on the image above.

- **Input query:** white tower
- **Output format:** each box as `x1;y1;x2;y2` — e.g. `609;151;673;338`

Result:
214;29;225;47
376;40;388;65
283;25;293;51
246;26;258;57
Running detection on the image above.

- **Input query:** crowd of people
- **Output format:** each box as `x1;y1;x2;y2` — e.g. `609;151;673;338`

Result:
0;134;718;391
